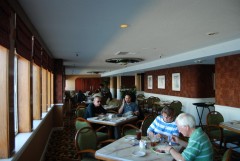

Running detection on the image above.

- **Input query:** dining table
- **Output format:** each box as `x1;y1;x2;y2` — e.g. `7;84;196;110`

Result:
95;135;181;161
87;115;138;139
219;120;240;134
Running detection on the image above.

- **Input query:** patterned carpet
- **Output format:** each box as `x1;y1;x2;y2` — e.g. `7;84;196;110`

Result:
44;112;79;161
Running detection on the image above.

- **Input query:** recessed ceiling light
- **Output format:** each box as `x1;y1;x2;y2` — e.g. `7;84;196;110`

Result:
206;32;219;36
120;24;128;28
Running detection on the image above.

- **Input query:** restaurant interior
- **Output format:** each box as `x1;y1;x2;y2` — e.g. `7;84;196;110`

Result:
1;0;240;161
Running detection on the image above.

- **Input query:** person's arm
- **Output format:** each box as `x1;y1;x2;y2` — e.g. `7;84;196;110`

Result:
166;146;185;161
118;99;125;114
172;135;188;147
100;105;107;114
87;104;94;118
133;103;139;116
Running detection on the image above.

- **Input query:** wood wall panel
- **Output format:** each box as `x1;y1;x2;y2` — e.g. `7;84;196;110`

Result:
33;64;41;120
216;54;240;108
121;76;135;88
144;65;215;98
18;57;31;132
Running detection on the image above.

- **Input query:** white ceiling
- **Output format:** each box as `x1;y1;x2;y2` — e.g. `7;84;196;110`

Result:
17;0;240;76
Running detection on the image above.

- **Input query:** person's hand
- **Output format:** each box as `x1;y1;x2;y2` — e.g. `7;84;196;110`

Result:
155;133;162;139
122;99;125;105
148;132;154;138
171;135;179;143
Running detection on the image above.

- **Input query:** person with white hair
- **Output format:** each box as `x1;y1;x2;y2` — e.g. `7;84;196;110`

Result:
157;113;213;161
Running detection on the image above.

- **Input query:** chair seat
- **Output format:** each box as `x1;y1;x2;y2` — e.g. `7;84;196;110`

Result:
96;132;109;142
123;129;136;136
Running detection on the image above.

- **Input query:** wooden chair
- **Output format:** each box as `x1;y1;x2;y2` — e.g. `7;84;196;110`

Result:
222;148;232;161
122;114;157;136
75;108;86;118
75;117;110;143
206;111;240;149
74;127;98;161
169;101;182;117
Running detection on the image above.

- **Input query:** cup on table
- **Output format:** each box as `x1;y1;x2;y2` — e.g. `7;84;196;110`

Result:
136;129;142;140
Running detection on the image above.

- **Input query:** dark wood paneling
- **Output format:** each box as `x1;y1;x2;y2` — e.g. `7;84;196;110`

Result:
216;54;240;108
144;65;215;98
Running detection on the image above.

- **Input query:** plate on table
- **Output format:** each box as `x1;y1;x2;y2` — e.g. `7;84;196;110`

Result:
132;151;146;157
152;146;169;155
124;136;136;141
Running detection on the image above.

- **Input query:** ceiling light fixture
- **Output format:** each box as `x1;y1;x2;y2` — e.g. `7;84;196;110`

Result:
105;58;143;66
87;71;105;74
206;32;219;36
120;24;128;28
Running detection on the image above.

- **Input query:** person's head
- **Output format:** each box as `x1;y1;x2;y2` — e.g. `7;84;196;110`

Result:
99;83;104;88
124;94;132;103
175;113;196;137
93;96;102;107
161;106;175;123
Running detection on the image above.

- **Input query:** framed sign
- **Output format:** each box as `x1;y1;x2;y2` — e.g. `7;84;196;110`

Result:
147;75;153;89
172;73;180;91
158;75;165;89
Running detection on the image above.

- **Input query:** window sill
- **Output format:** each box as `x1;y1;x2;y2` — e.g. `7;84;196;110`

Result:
0;107;53;161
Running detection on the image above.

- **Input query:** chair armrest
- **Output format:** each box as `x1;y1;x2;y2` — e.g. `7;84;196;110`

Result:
95;125;108;132
121;124;139;136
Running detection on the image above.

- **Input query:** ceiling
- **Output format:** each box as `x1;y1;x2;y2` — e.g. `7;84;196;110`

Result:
17;0;240;76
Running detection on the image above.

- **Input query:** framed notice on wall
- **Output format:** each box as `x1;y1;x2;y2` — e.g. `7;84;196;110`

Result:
172;73;180;91
158;75;165;89
147;75;153;89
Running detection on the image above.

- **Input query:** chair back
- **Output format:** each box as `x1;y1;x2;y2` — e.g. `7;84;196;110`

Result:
108;99;121;107
222;148;232;161
207;111;224;126
75;108;86;118
75;127;98;159
75;117;91;130
141;114;157;136
169;101;182;117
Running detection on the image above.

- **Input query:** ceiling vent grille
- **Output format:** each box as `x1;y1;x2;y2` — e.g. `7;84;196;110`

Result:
115;51;129;55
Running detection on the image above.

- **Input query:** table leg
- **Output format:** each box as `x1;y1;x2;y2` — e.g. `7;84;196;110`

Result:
196;106;203;128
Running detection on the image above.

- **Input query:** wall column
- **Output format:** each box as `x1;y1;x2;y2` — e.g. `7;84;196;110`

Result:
135;73;141;91
116;76;121;100
109;77;115;98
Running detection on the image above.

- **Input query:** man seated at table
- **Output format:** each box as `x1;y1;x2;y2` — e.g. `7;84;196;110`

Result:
158;113;213;161
147;106;179;141
118;94;139;116
84;96;107;119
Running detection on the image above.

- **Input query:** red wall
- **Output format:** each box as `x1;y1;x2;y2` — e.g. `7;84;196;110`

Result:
216;54;240;108
144;65;215;98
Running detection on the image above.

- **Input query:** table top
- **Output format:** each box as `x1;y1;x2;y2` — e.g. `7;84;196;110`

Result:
87;115;137;126
219;120;240;134
95;135;180;161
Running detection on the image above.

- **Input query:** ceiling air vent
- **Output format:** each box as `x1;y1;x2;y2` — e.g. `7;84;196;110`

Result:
115;51;129;55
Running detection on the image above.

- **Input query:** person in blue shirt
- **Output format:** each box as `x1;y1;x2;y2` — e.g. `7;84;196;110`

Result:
118;94;139;116
147;106;179;141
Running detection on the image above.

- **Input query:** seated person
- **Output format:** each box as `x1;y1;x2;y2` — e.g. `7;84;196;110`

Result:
158;113;213;161
84;96;107;119
77;90;86;103
147;106;179;141
92;89;102;98
118;94;139;116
